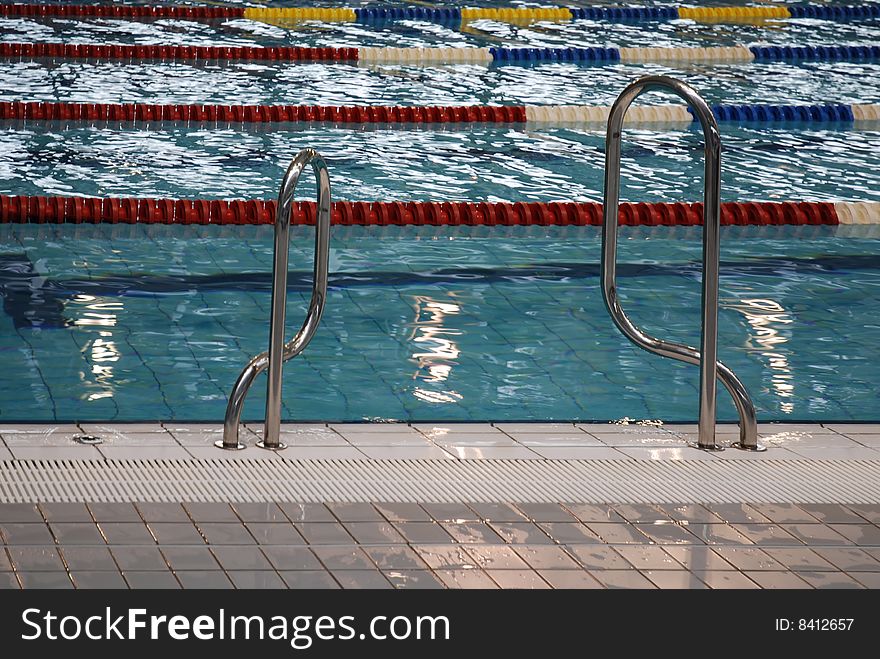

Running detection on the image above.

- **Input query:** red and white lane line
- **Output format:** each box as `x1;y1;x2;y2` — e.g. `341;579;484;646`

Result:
1;195;878;227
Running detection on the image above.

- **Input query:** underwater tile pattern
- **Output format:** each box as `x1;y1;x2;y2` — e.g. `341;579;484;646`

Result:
1;225;880;423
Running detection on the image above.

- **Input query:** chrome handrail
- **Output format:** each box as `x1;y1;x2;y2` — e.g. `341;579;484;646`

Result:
217;148;331;450
601;75;763;451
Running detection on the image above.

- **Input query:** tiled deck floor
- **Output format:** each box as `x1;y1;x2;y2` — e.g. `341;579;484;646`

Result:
2;499;880;590
2;421;879;461
1;422;879;589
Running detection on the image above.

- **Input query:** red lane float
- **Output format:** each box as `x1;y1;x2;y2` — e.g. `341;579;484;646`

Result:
0;101;528;124
0;4;243;18
0;195;840;227
0;43;357;62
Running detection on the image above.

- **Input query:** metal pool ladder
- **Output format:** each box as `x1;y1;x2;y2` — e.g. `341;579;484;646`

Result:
217;148;331;450
601;75;763;451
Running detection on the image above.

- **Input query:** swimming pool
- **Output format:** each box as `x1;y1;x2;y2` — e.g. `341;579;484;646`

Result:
1;1;879;424
1;222;878;423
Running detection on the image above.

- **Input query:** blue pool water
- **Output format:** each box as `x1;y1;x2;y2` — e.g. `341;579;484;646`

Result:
1;223;879;423
1;124;879;203
0;1;878;423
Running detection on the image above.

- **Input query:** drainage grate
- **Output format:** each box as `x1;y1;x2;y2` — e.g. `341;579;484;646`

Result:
1;458;879;504
71;434;103;446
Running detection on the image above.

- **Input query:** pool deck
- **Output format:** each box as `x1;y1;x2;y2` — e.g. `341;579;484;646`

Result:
1;421;879;589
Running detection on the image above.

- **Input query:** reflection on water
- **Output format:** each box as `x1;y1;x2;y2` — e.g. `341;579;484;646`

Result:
70;295;119;327
70;295;122;402
83;331;120;402
410;296;464;404
727;297;795;415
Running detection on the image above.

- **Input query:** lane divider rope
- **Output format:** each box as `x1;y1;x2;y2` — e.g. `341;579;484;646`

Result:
834;201;880;224
460;7;574;22
0;43;358;61
0;100;872;125
2;4;879;25
360;44;880;64
358;46;494;64
617;45;754;62
245;7;357;22
2;42;878;64
677;7;792;21
0;195;870;226
0;101;527;123
0;3;247;18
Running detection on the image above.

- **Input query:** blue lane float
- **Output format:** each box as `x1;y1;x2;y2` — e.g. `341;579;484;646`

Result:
788;4;880;19
570;7;679;21
489;46;620;63
700;103;856;122
354;7;462;24
750;45;880;61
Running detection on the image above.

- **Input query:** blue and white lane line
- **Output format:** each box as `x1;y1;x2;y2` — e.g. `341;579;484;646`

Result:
357;45;880;64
